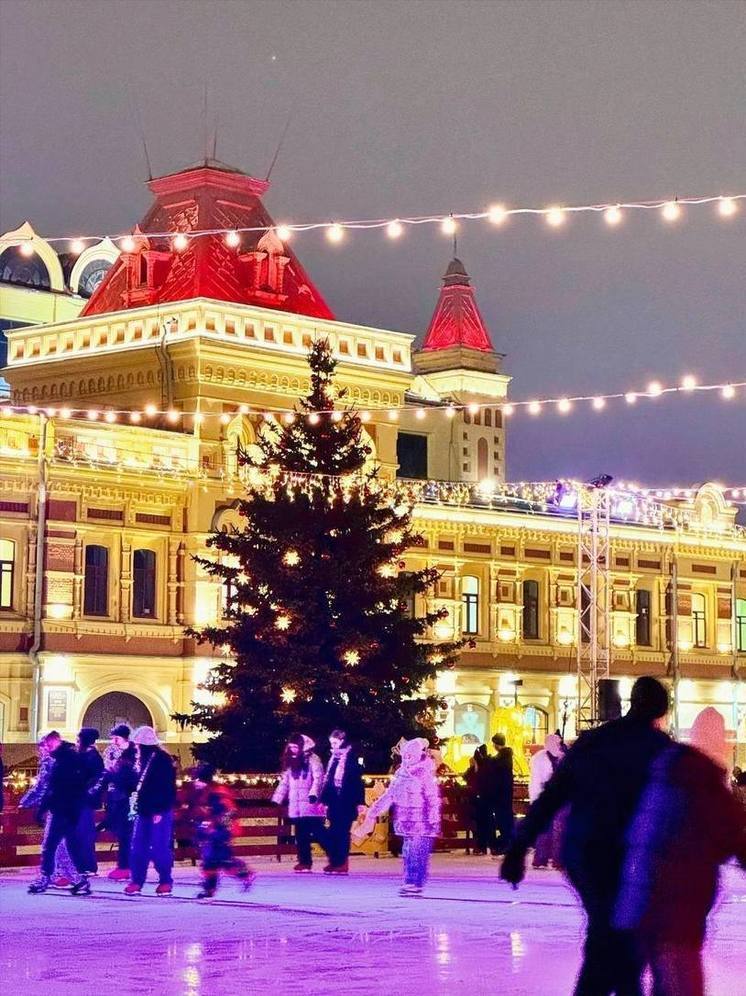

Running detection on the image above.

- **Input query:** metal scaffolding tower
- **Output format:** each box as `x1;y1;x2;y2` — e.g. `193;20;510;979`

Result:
576;486;612;727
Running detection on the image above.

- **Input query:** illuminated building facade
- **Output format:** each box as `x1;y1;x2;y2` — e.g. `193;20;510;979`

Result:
0;162;744;766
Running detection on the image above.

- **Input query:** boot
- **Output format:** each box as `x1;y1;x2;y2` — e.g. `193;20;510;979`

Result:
329;860;349;875
124;882;142;895
155;882;173;897
293;863;313;873
71;877;91;896
108;867;130;881
28;876;50;894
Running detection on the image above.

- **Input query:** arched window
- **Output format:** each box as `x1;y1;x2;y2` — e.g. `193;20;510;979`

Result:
523;579;540;640
0;538;15;609
462;575;479;634
476;437;489;479
0;247;51;289
84;545;109;616
691;592;707;648
133;549;157;618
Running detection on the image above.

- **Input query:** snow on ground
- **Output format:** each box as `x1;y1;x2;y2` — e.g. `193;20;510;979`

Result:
1;855;744;995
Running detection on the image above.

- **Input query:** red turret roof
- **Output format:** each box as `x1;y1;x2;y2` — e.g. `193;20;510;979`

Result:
420;258;494;352
82;161;334;320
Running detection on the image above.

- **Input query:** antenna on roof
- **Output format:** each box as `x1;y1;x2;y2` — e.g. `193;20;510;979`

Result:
127;85;153;180
211;115;219;161
265;111;293;182
203;81;210;165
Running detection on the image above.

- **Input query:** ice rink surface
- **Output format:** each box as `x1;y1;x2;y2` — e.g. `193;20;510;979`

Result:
1;856;743;995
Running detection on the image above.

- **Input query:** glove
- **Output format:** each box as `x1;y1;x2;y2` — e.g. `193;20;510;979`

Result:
499;848;526;889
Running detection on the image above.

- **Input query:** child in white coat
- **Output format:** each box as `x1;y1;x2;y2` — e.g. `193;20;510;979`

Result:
358;737;441;896
272;734;326;872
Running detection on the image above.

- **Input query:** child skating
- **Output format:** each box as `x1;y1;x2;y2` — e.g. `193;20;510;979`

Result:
186;763;255;899
357;737;441;896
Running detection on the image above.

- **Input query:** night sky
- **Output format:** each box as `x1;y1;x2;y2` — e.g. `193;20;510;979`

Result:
1;1;744;487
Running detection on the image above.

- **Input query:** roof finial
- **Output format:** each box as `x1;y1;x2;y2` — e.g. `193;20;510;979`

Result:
266;111;293;182
203;81;209;165
127;85;153;181
453;232;458;258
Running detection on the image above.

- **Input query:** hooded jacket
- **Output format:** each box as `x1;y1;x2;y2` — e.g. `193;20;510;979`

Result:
272;738;325;819
367;740;441;838
40;741;85;819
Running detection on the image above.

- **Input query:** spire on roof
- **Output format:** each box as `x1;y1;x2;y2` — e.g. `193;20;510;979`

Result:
81;161;334;320
420;257;494;353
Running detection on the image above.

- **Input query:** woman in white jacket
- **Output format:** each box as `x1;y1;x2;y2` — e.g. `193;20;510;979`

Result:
272;734;326;872
528;733;565;867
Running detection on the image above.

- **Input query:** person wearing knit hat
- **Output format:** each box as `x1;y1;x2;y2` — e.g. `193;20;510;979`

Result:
501;676;671;994
124;725;176;896
272;734;326;872
357;737;441;896
616;707;746;996
102;724;137;881
76;727;104;874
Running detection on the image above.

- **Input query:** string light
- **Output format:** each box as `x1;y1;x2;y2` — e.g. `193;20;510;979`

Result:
386;220;403;239
662;200;681;222
173;233;189;252
647;380;663;397
69;239;86;255
722;384;736;399
282;550;300;566
275;614;291;631
280;686;296;703
104;411;117;424
17;191;746;251
592;397;605;410
502;404;514;416
144;403;158;417
558;398;572;414
343;650;361;667
625;392;638;405
680;375;697;391
225;230;241;248
528;401;542;415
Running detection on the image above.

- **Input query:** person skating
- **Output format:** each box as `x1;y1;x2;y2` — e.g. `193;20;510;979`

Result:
181;763;255;899
27;731;91;895
272;734;326;872
76;727;104;874
615;707;746;996
19;733;78;887
124;725;176;896
357;737;441;896
501;676;671;996
490;733;515;854
528;733;566;868
465;745;495;854
319;729;365;874
100;724;138;881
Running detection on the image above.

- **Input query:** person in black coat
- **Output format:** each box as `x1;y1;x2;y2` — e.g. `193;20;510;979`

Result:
501;676;671;996
615;707;746;996
491;734;515;854
124;726;177;896
101;724;139;879
28;731;91;894
320;729;366;874
76;727;104;873
465;745;496;854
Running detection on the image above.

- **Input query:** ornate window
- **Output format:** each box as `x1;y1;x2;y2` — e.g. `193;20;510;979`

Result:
83;545;109;616
0;538;15;609
476;437;489;479
635;588;652;646
691;592;707;648
523;579;540;640
133;549;157;618
462;575;479;634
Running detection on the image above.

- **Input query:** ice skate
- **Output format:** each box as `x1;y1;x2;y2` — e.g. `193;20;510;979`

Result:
28;876;50;894
399;883;423;897
123;883;142;896
108;867;130;881
293;863;313;873
71;877;91;896
155;882;173;896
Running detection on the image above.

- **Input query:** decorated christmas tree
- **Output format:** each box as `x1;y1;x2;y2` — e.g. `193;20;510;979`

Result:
186;339;461;771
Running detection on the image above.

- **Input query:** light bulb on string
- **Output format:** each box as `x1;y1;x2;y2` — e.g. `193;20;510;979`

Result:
87;409;100;421
166;409;180;424
225;230;241;248
69;239;86;255
219;413;231;425
283;412;295;425
558;398;572;414
275;225;292;241
130;411;142;424
441;215;457;236
104;411;117;424
502;404;514;417
60;407;72;420
173;233;189;252
592;397;606;410
718;196;737;218
722;384;736;399
331;410;343;423
604;205;622;226
445;405;457;418
308;412;321;425
545;206;565;227
120;235;136;252
386;220;403;239
326;223;345;244
19;241;35;257
528;401;542;415
467;403;480;416
661;200;681;222
144;403;158;418
625;392;637;405
681;375;697;391
647;381;663;397
487;203;508;226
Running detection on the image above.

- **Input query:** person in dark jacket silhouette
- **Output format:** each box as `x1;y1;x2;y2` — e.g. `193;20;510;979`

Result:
491;733;515;854
100;724;138;879
320;729;365;874
501;676;671;996
76;727;104;873
28;731;91;895
615;707;746;996
124;726;176;896
465;745;495;853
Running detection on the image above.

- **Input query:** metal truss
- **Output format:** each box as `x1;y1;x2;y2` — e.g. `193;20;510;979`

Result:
576;486;612;727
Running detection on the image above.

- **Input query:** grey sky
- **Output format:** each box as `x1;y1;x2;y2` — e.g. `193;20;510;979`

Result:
1;0;744;486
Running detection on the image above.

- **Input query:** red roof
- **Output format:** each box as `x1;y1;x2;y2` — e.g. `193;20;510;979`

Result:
420;258;494;352
82;161;334;320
